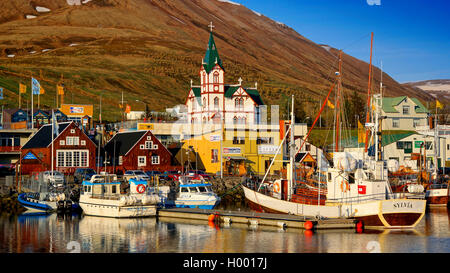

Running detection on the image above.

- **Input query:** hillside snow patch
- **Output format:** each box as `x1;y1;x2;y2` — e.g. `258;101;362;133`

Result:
36;6;51;12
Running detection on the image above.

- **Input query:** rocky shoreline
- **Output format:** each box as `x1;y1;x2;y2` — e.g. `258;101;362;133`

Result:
0;193;26;215
209;176;248;210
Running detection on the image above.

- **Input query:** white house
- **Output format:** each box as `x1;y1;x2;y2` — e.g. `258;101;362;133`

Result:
381;96;429;131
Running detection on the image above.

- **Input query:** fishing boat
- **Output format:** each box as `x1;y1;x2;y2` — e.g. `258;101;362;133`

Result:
174;175;221;209
242;35;427;229
18;192;77;213
79;174;158;218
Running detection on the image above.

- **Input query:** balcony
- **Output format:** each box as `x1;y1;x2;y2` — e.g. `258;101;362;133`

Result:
0;146;21;154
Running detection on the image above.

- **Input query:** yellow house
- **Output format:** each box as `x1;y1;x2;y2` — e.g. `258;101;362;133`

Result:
181;124;284;176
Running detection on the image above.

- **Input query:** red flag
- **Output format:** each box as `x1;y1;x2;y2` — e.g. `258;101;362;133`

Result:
358;185;367;194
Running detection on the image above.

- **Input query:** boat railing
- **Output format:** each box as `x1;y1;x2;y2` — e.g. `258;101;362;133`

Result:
326;192;424;204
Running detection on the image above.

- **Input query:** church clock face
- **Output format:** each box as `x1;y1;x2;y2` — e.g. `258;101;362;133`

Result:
214;86;219;91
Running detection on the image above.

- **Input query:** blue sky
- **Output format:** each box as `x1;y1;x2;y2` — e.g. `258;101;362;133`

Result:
236;0;450;83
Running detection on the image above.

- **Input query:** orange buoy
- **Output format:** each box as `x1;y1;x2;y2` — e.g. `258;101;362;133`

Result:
304;221;314;230
208;214;215;222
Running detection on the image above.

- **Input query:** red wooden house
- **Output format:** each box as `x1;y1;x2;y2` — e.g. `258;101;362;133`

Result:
104;130;174;172
20;121;97;175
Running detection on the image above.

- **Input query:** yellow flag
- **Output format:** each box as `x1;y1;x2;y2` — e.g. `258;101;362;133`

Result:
57;84;64;95
436;100;443;109
19;83;26;94
358;120;366;144
327;100;335;109
39;86;45;94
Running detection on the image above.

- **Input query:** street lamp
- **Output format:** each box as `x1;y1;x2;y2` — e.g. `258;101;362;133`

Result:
135;99;148;120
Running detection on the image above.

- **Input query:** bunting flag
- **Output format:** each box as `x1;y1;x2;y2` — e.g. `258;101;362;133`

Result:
125;104;131;113
52;110;59;138
19;83;27;94
40;85;45;94
31;77;41;95
327;100;335;109
57;84;64;95
436;100;443;109
358;120;366;144
0;88;3;99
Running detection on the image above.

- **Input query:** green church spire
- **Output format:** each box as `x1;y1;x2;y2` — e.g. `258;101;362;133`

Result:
203;23;223;74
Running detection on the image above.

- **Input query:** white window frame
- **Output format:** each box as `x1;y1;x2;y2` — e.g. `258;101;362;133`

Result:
138;156;146;167
151;155;160;165
60;140;65;145
70;129;75;134
118;156;123;166
145;141;153;149
140;144;145;150
392;118;400;128
81;140;86;146
56;150;89;167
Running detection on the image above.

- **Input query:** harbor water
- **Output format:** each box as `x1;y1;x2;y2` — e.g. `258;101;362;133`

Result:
1;207;450;253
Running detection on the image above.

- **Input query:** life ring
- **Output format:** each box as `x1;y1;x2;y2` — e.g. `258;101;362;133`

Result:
340;181;350;193
136;184;146;194
273;182;281;193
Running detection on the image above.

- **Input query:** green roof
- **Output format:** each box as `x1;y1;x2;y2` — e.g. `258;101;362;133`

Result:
245;88;264;105
382;96;406;113
410;98;429;113
382;96;429;114
382;132;415;146
224;86;240;98
192;87;201;98
203;32;223;74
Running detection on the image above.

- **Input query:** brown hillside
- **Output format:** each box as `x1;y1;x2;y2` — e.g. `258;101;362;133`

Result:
0;0;433;121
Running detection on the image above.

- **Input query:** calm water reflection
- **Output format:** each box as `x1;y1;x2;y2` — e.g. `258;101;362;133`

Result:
1;207;450;253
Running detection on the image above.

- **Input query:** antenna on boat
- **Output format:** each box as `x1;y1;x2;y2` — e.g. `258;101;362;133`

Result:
364;32;374;153
289;94;295;200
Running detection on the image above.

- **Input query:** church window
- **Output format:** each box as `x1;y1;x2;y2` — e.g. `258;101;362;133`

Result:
214;97;219;109
213;72;220;83
203;98;206;108
233;116;238;124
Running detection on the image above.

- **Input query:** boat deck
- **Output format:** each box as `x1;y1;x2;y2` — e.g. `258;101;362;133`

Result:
158;207;357;230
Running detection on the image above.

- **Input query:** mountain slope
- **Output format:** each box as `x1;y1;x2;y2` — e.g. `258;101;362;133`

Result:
0;0;433;121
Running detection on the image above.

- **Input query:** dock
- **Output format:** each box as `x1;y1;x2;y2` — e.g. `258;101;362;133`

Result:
157;208;357;230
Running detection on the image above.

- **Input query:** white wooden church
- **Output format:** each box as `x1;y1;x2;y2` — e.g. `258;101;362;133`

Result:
185;24;264;125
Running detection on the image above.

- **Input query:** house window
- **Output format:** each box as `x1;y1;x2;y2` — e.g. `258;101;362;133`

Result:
60;140;65;145
118;156;123;166
425;141;433;150
392;118;400;128
81;151;88;167
57;151;64;167
138;156;146;167
211;149;218;163
151;155;160;165
140;144;145;149
203;98;206;108
403;106;410;115
81;140;86;146
233;137;245;144
66;137;79;146
71;129;75;134
145;141;152;149
413;118;421;128
57;150;88;167
73;151;80;167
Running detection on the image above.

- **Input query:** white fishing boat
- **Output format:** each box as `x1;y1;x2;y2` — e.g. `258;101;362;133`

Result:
174;175;221;209
79;174;158;218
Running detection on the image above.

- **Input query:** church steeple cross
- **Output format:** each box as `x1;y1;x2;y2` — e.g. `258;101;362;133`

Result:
208;22;215;33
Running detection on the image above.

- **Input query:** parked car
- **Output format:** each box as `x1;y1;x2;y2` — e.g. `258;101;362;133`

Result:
162;170;181;180
188;170;212;180
74;168;97;184
123;170;151;182
41;171;65;187
145;170;162;178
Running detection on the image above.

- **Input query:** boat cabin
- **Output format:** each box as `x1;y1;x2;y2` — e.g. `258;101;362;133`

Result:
82;174;121;199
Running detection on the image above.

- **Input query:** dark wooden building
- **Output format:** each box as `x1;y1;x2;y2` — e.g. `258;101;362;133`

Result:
20;121;97;175
104;130;174;172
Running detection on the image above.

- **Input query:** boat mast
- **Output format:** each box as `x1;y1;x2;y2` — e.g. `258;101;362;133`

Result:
433;103;439;181
335;50;343;152
364;32;374;153
289;94;295;200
